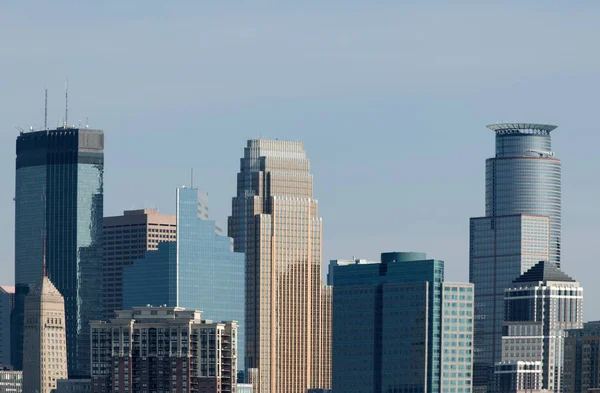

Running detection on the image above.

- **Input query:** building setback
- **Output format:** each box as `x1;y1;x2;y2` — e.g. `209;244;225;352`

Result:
122;187;246;371
494;261;583;393
0;286;14;367
103;209;176;318
228;139;332;393
470;123;561;393
22;276;68;393
90;306;237;393
331;252;474;393
13;128;104;376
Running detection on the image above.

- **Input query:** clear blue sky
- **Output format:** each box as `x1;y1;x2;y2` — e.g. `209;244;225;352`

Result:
1;1;599;317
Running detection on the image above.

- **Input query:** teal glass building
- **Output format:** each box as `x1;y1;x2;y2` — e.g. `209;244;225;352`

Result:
331;252;444;393
12;128;104;377
122;187;246;370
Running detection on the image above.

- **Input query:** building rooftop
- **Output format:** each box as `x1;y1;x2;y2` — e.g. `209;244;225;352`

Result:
486;123;558;135
513;261;576;284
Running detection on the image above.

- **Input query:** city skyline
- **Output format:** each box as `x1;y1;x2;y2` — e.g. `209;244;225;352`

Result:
1;1;600;324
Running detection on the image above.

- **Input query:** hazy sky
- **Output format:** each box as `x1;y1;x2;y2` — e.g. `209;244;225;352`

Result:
1;1;599;317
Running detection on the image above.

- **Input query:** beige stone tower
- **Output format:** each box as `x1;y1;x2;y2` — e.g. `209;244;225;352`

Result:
229;139;332;393
22;276;68;393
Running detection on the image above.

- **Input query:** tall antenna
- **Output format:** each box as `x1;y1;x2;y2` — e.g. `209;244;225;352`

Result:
44;87;48;131
64;79;68;128
191;168;194;188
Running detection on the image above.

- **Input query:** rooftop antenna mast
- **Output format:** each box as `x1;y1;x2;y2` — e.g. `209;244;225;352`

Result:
44;87;48;131
191;168;194;188
64;79;68;129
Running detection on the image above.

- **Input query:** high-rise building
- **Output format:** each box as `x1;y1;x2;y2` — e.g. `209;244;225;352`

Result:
470;123;561;393
0;286;14;367
90;306;237;393
442;283;475;393
228;139;332;393
13;128;104;376
562;321;600;393
122;187;246;370
494;261;583;393
22;276;68;393
331;252;474;393
103;209;176;318
0;370;22;393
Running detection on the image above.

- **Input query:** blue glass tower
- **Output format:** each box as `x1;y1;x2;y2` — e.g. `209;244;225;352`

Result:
470;123;561;393
12;128;104;377
331;252;444;393
123;187;246;370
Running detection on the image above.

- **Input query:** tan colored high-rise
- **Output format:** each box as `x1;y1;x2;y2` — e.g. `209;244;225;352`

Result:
103;209;176;318
22;276;68;393
228;139;331;393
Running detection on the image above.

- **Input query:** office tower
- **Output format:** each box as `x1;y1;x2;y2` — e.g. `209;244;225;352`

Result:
0;370;22;393
442;283;475;393
103;209;176;318
238;384;253;393
331;252;473;393
90;306;237;393
494;261;583;393
13;128;104;376
327;259;378;286
562;321;600;393
470;123;561;393
22;276;68;393
122;187;246;370
0;286;14;367
54;379;91;393
228;139;332;393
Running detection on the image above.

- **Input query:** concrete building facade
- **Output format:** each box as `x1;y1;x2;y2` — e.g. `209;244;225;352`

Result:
103;209;176;318
228;140;332;393
494;261;583;393
22;276;68;393
563;321;600;393
90;306;237;393
0;370;22;393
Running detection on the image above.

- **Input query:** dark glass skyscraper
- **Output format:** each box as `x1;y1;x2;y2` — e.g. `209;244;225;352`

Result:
470;123;561;393
12;128;104;377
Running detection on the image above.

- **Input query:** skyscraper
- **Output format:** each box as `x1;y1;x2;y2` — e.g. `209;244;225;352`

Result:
121;187;246;370
494;261;583;393
228;140;332;393
103;209;176;318
470;123;561;393
330;252;474;393
0;286;14;367
22;276;68;393
13;128;104;377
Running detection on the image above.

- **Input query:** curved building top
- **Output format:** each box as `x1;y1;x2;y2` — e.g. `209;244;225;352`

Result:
486;123;558;135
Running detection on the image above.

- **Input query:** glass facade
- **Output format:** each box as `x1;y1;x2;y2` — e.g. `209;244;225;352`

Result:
13;129;104;377
441;283;475;393
331;252;445;393
122;187;246;370
470;124;560;393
